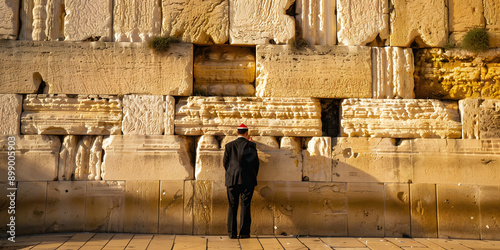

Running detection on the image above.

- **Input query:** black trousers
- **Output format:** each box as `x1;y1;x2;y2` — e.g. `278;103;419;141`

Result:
227;185;255;236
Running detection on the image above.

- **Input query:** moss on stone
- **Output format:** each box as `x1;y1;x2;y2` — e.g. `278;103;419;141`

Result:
462;28;489;53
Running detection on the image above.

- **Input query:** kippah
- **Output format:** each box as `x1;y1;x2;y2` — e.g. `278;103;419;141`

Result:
237;123;248;130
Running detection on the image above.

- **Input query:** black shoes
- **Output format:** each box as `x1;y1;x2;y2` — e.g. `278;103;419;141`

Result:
229;235;238;239
239;235;250;239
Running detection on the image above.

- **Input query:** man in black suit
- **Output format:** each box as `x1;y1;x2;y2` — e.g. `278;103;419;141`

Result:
223;124;259;239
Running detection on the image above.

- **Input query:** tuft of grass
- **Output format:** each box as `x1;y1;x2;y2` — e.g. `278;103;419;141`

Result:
147;36;180;52
462;28;489;53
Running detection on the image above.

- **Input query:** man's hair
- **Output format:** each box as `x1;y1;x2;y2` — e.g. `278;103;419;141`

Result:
237;129;248;135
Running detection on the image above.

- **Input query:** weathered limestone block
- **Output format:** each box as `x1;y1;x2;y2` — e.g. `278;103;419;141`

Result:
122;95;175;135
113;0;160;42
414;48;500;99
347;182;384;237
162;0;228;44
195;135;303;182
64;0;112;41
0;94;22;135
0;0;19;39
256;45;372;98
460;99;500;139
410;183;438;238
337;0;389;46
412;139;500;185
193;180;227;235
308;183;347;236
194;46;255;96
0;135;60;181
159;181;185;234
229;0;294;45
0;41;193;95
183;180;194;234
340;99;462;138
448;0;484;46
101;135;194;181
274;182;309;236
17;182;47;235
484;0;500;47
175;96;322;137
437;184;480;239
332;137;412;183
58;135;103;181
252;182;275;235
19;0;64;41
372;47;414;99
85;181;125;232
479;185;500;239
45;181;86;232
390;0;448;47
21;94;122;135
124;181;159;233
302;137;332;182
295;0;336;45
384;183;410;237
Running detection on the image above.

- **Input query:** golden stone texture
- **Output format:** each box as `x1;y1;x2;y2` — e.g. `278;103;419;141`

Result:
460;99;500;139
113;0;160;42
45;181;86;232
415;48;500;100
296;0;336;45
64;0;112;41
0;0;19;39
410;183;438;238
0;94;22;135
372;47;414;99
84;181;125;232
17;182;47;235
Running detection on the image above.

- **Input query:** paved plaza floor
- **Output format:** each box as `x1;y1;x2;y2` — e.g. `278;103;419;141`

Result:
1;233;499;249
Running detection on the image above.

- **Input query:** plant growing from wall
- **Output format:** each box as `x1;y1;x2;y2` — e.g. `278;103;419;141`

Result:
147;36;180;52
462;28;489;53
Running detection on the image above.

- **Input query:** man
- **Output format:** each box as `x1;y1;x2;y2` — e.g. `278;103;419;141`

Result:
223;123;260;239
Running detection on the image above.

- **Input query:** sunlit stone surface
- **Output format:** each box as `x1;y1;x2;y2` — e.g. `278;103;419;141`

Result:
64;0;112;41
0;94;22;135
295;0;336;45
460;99;500;139
0;0;19;39
122;95;175;135
58;135;103;181
113;0;160;42
372;47;414;99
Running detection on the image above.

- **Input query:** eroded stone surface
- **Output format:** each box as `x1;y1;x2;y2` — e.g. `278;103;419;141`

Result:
337;0;389;46
0;94;22;135
194;46;255;96
85;181;125;232
256;45;372;98
122;95;175;135
390;0;447;47
175;96;322;137
296;0;336;45
308;183;347;236
414;48;500;99
341;99;462;138
58;135;103;181
45;181;86;232
479;185;500;239
0;41;193;95
17;182;47;235
124;180;159;233
113;0;160;42
162;0;228;44
252;182;275;235
229;0;294;45
460;99;500;139
274;182;309;236
448;0;484;46
302;137;332;182
410;183;438;238
0;135;60;181
21;94;122;135
372;47;414;99
24;0;64;41
385;183;410;237
101;135;194;181
484;0;500;47
64;0;112;41
0;0;19;39
159;181;184;234
347;183;384;237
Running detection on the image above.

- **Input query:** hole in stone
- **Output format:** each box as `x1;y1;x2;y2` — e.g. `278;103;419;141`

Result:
302;176;310;181
392;138;404;146
269;39;276;44
343;148;352;158
65;190;69;193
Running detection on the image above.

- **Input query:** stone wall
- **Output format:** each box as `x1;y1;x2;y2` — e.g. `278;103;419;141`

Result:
0;0;500;241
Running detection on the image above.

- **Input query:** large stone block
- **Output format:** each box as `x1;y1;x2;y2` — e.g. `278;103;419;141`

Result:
194;46;255;96
295;0;336;45
58;135;103;181
412;139;500;185
308;183;347;236
159;181;185;234
302;137;332;182
384;183;410;237
0;135;60;181
45;181;86;232
256;45;372;98
113;0;160;42
341;99;462;138
193;180;227;235
17;181;46;235
85;181;125;232
124;181;159;233
122;95;175;135
0;94;22;135
390;0;447;47
460;99;500;139
183;180;194;234
332;137;412;183
0;41;193;95
175;96;322;137
229;0;294;45
347;182;385;237
101;135;194;181
162;0;228;44
448;0;484;46
252;182;274;235
372;47;414;99
19;0;64;41
21;94;122;135
437;184;480;239
414;48;500;99
484;0;500;47
337;0;389;46
0;0;19;39
196;135;303;182
479;185;500;239
410;183;438;238
64;0;112;41
274;182;309;236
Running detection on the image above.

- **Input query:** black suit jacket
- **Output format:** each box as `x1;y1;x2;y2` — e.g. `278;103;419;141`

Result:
223;137;259;187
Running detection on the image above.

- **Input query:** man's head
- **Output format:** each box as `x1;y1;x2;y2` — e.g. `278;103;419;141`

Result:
237;123;248;136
